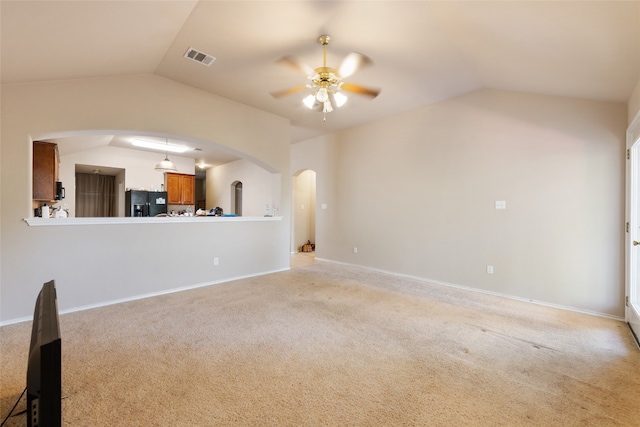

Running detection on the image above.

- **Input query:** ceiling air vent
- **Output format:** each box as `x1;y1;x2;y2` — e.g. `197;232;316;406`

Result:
184;47;216;67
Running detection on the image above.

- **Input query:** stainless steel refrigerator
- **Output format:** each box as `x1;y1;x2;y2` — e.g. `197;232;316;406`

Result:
125;190;168;217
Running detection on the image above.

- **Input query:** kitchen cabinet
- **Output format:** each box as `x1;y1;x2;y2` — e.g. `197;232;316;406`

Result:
33;141;59;201
165;173;195;205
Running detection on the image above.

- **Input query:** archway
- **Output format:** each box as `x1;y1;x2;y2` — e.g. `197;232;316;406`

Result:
231;180;243;216
32;131;281;218
292;169;316;254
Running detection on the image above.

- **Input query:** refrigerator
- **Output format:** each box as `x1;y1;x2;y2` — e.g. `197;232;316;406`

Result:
125;190;168;217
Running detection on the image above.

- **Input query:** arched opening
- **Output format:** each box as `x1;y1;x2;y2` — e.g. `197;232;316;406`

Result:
292;169;316;255
30;130;281;218
231;181;243;216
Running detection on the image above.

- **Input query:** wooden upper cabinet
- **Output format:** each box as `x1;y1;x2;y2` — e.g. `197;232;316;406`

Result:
166;173;182;204
181;174;195;205
33;141;59;201
165;172;195;205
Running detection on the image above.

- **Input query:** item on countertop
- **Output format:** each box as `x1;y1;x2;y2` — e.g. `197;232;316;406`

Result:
208;207;223;216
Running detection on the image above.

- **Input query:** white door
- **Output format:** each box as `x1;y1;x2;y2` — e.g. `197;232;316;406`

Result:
627;118;640;345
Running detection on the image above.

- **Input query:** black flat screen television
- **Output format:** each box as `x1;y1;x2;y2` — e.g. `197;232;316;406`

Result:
26;280;61;427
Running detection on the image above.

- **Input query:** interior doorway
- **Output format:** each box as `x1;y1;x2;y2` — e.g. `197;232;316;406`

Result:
626;117;640;346
195;168;206;211
231;181;243;216
292;169;316;254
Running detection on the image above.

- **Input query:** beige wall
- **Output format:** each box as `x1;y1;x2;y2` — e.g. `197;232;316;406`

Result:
294;89;627;317
630;78;640;125
291;134;339;258
0;74;291;324
206;158;278;217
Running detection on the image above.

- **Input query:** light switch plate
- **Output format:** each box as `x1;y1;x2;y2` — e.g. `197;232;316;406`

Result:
495;200;506;210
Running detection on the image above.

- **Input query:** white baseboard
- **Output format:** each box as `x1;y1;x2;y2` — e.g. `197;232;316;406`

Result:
314;257;625;322
0;267;290;327
3;259;623;326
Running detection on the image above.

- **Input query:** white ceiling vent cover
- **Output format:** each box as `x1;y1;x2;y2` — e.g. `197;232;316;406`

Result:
184;47;216;66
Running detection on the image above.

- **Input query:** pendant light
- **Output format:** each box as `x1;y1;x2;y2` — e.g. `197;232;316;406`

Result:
154;139;177;172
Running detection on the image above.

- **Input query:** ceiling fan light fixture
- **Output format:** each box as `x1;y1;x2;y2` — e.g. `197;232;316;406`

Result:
333;92;348;107
272;34;378;122
303;94;316;109
315;88;329;102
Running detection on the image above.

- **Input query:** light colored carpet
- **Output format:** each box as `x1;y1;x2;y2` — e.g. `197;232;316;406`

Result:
1;257;639;426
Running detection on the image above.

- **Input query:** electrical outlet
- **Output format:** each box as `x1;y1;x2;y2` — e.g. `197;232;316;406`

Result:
214;257;219;266
486;265;493;274
353;247;358;254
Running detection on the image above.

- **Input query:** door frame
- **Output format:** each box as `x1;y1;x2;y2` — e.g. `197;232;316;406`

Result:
626;112;640;347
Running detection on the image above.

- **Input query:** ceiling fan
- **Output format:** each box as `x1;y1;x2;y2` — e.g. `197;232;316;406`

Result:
271;35;380;122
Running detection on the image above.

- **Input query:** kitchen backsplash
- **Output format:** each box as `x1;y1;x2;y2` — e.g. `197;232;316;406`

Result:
167;205;195;215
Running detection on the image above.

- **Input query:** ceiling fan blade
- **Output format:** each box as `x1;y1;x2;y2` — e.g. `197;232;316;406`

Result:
339;52;373;78
276;56;315;77
270;85;309;99
340;82;380;98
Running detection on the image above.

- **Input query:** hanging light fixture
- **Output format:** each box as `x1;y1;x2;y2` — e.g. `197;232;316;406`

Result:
271;35;379;123
307;35;342;122
154;139;177;172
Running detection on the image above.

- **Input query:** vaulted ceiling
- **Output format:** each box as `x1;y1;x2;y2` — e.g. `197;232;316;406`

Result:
2;1;639;150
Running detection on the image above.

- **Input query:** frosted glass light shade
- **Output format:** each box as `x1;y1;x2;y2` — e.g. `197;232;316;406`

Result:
303;94;315;109
315;88;329;102
334;92;347;107
155;156;177;172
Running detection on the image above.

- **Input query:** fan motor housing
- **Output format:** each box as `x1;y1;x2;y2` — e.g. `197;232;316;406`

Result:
313;67;340;87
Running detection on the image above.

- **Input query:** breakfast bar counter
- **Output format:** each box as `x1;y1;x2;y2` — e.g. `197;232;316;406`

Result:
24;216;283;227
